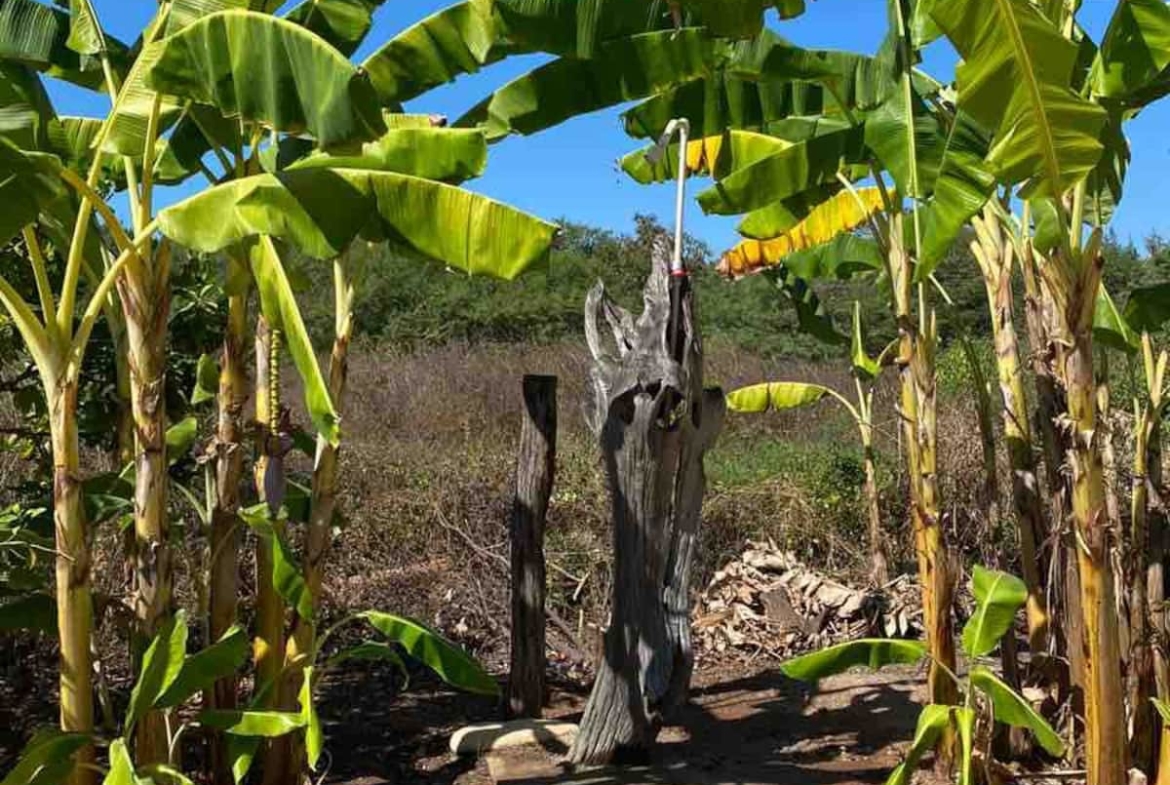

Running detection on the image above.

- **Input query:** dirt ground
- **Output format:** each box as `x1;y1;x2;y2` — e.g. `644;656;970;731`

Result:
314;660;939;785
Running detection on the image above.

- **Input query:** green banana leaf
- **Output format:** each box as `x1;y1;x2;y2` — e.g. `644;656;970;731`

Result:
100;38;184;157
494;0;669;58
1085;108;1128;227
156;625;249;709
886;705;951;785
103;739;143;785
152;104;245;186
1094;284;1140;353
0;138;66;246
960;564;1027;658
360;611;499;696
191;353;219;405
970;665;1064;756
0;0;126;90
620;129;790;184
696;125;867;215
863;86;942;203
284;0;387;56
200;709;306;737
125;610;190;735
360;0;513;106
239;503;316;620
165;0;285;36
326;640;409;672
917;110;995;275
1124;282;1170;334
287;127;488;184
727;30;896;113
851;301;881;381
299;665;323;768
955;705;975;785
781;639;928;681
64;0;104;57
157;167;558;279
144;10;386;150
1089;0;1170;107
925;0;1106;198
769;266;849;346
679;0;804;39
782;233;884;280
622;73;844;141
0;729;90;785
250;236;339;445
726;382;830;413
0;61;54;150
735;184;841;240
457;29;718;141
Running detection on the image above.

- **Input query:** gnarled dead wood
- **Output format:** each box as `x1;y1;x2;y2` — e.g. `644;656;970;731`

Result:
570;238;722;766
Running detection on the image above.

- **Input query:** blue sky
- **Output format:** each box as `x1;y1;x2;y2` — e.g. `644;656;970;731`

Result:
46;1;1170;255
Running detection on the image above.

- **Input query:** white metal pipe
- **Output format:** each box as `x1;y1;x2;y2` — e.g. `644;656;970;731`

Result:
646;117;691;276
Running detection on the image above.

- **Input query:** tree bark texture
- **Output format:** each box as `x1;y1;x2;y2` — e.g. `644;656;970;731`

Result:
118;244;173;765
569;238;722;765
50;380;95;785
508;375;557;719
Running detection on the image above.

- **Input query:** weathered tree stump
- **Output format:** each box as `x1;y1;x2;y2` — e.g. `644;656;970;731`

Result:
509;375;557;719
569;237;723;766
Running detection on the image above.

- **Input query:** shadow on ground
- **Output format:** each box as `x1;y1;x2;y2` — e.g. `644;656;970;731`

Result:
447;666;933;785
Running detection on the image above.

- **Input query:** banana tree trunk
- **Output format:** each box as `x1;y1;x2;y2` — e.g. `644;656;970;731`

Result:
974;223;1049;655
1022;244;1082;695
49;379;95;785
1051;251;1126;785
892;227;957;768
118;247;174;766
1131;395;1158;776
1146;395;1170;785
207;278;248;785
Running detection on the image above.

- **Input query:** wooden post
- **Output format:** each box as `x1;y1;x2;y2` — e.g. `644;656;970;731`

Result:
509;375;557;718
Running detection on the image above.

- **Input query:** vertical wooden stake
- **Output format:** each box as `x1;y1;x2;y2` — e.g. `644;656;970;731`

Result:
509;375;556;719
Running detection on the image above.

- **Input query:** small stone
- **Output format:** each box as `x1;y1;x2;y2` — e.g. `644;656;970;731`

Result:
449;720;578;755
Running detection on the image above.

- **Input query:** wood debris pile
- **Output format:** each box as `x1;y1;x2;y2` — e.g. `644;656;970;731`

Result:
692;540;921;662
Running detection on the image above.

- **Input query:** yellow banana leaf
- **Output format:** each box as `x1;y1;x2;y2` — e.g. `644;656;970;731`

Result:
717;187;884;278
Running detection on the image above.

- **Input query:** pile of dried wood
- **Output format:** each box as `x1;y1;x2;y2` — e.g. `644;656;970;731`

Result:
693;540;921;662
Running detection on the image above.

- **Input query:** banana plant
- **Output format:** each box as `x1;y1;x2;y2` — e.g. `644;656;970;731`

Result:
726;302;895;585
918;0;1170;779
781;565;1064;785
0;2;558;783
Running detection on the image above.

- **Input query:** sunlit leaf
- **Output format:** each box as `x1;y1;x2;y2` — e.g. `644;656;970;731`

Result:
970;665;1063;756
360;611;498;696
781;639;927;681
125;609;189;734
960;564;1027;658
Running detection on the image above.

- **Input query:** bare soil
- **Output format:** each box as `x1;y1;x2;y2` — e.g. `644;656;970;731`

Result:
311;660;938;785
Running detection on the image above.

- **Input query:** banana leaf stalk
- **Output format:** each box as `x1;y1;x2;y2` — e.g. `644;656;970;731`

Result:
285;253;356;778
